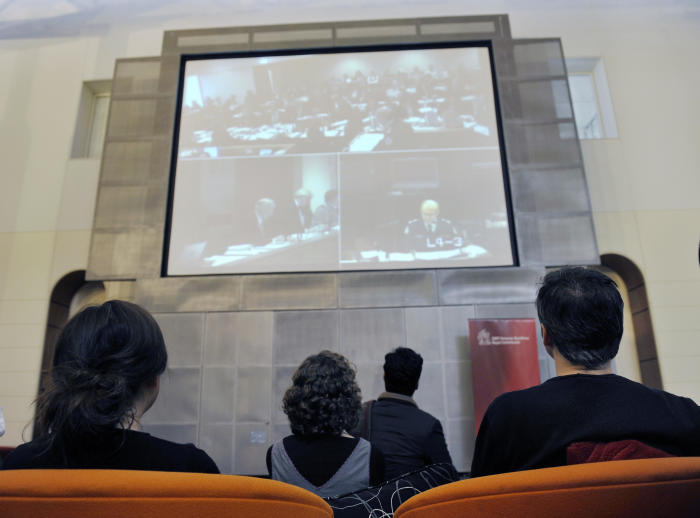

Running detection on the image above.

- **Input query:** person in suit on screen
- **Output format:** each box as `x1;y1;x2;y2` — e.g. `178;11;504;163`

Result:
403;199;461;251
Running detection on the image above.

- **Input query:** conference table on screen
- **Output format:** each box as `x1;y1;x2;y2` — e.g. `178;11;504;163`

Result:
341;244;488;267
183;109;491;157
203;227;488;270
203;228;340;269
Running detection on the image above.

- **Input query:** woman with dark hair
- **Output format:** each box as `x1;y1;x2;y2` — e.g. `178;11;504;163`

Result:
267;350;384;497
3;300;218;473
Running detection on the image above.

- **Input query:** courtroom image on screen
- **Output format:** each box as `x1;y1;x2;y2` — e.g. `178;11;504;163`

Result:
168;155;339;275
166;44;515;275
339;149;512;270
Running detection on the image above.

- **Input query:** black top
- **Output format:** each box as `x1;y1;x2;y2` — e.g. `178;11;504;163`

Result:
2;429;219;473
471;374;700;477
266;435;384;486
354;393;454;480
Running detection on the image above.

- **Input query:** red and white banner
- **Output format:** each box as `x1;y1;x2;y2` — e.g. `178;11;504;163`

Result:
469;318;540;433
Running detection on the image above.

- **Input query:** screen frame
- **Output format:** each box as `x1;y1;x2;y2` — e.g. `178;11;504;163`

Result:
162;39;519;277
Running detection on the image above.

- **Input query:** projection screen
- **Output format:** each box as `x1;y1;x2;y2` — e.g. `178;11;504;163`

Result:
165;43;516;275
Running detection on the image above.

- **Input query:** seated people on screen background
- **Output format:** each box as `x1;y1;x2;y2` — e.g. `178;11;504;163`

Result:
252;197;285;245
470;267;700;477
3;300;219;473
290;187;313;235
354;347;455;480
403;199;461;251
267;351;384;497
312;188;339;229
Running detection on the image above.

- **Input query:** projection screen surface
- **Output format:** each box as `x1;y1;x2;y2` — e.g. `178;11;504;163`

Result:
166;44;515;275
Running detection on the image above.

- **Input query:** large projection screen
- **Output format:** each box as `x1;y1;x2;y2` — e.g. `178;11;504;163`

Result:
166;42;516;275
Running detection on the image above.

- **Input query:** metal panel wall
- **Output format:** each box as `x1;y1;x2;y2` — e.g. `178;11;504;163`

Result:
137;277;548;474
85;15;593;474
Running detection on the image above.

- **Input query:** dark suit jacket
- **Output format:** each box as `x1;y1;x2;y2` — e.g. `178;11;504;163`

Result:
403;218;460;251
354;392;454;480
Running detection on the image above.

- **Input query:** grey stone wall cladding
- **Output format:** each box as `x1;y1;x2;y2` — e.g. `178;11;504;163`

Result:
92;14;592;474
140;301;549;474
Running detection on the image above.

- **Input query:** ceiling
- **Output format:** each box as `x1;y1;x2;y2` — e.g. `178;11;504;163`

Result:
0;0;696;39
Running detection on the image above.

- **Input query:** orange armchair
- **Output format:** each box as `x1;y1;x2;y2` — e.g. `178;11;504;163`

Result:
394;457;700;518
0;469;333;518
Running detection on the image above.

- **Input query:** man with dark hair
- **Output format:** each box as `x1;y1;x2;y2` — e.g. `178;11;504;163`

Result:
471;267;700;477
354;347;455;480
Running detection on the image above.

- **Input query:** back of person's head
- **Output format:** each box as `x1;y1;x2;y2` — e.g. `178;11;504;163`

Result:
283;350;361;436
36;300;167;457
384;347;423;396
536;267;623;369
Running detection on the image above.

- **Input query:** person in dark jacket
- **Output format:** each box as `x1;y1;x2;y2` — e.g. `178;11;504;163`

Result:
354;347;454;480
470;267;700;477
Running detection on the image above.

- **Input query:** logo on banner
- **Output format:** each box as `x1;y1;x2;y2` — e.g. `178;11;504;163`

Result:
468;318;540;433
477;328;492;345
476;327;533;346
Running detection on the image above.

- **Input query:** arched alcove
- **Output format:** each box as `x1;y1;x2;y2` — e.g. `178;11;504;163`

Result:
601;254;662;389
34;271;105;438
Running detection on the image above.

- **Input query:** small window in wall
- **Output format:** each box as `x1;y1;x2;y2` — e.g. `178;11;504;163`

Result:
566;58;618;139
71;80;112;158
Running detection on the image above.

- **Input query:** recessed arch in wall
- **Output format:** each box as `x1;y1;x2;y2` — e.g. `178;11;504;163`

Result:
35;271;106;438
600;254;662;389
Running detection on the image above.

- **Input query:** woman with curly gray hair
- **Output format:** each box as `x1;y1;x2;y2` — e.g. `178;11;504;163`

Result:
267;350;384;497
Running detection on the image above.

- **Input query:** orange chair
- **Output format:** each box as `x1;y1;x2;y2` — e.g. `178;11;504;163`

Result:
0;469;333;518
394;457;700;518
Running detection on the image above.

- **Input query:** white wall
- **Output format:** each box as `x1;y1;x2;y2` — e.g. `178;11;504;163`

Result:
519;6;700;403
1;2;699;446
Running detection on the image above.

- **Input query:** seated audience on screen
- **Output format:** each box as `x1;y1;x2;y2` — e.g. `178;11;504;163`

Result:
179;60;491;156
470;267;700;477
3;300;219;473
267;351;384;496
312;189;339;229
403;199;461;251
290;187;314;235
251;197;285;245
353;347;455;480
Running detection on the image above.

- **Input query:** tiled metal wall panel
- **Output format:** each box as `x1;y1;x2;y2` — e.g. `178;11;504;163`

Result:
236;366;272;422
438;267;542;305
274;310;340;365
87;56;176;280
338;270;438;308
199;424;234;474
135;277;242;313
446;418;476;472
440;305;477;361
404;306;442;361
138;301;545;474
340;308;405;363
241;274;337;310
143;367;201;423
496;38;599;267
153;313;204;366
201;366;236;423
413;362;446;420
